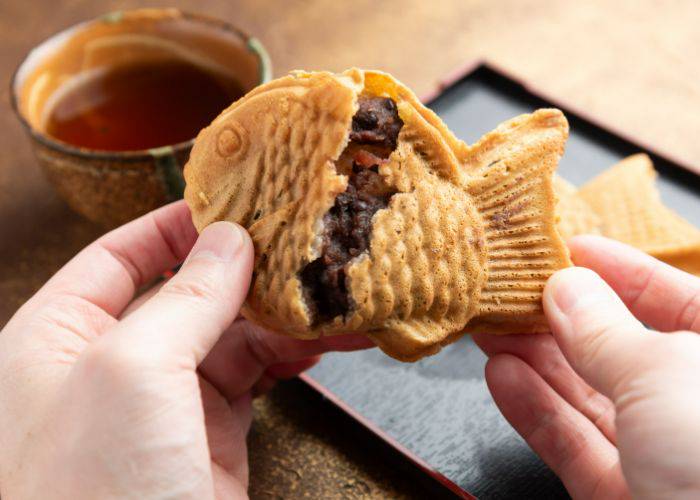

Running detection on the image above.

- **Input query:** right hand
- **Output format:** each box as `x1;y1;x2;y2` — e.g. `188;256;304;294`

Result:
474;235;700;499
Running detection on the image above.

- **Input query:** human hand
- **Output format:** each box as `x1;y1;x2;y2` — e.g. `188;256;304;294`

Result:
474;235;700;499
0;200;372;499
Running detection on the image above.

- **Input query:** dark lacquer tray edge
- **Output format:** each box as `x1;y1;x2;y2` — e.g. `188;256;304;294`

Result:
299;373;475;500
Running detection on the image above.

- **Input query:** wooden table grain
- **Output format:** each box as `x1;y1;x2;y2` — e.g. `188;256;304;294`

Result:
2;1;700;497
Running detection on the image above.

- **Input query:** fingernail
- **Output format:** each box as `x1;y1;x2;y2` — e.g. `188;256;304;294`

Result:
545;267;607;315
188;221;247;263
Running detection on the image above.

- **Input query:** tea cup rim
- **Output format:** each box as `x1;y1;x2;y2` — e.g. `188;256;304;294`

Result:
10;8;272;162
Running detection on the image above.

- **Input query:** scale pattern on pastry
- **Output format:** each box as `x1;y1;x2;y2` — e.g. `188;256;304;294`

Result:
184;68;571;360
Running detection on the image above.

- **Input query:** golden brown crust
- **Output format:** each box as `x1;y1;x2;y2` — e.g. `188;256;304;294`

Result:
553;175;602;239
184;69;571;360
578;154;700;276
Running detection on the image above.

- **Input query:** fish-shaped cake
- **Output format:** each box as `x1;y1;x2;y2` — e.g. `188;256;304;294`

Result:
184;68;571;361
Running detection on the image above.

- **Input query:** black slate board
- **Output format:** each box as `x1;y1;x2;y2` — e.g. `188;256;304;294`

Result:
305;65;700;499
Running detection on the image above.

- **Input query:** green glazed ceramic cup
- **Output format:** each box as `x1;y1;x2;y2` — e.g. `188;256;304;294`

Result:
11;8;271;228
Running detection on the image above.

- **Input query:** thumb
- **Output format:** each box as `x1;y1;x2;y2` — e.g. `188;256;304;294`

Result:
544;266;657;400
103;221;254;365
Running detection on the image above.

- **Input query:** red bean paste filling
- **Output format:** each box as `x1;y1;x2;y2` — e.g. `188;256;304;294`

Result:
300;96;403;324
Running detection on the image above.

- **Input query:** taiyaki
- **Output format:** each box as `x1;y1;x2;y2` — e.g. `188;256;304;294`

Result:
577;154;700;276
553;175;601;239
184;69;571;361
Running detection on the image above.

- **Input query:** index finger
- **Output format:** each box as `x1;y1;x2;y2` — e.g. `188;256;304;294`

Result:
569;235;700;333
33;200;198;318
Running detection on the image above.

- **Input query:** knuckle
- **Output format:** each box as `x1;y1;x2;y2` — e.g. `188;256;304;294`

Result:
577;318;617;368
37;294;92;323
159;277;221;306
34;295;109;342
678;288;700;332
626;263;658;311
576;318;650;390
585;389;615;428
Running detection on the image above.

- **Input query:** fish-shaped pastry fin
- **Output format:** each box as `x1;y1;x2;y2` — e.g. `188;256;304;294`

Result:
185;69;572;361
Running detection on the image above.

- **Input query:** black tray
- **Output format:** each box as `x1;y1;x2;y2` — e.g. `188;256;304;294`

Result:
302;63;700;499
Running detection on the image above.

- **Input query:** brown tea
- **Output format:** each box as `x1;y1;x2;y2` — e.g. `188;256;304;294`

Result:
45;59;244;151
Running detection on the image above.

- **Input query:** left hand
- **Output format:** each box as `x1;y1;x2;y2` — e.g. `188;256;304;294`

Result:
0;200;372;499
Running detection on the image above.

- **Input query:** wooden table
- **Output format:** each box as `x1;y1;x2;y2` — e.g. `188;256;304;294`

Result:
3;1;700;497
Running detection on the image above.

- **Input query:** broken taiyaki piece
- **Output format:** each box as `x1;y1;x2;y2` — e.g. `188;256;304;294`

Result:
184;68;571;361
577;154;700;276
553;175;602;239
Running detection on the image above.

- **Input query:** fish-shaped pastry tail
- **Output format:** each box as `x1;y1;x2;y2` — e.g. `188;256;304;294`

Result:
463;109;572;335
